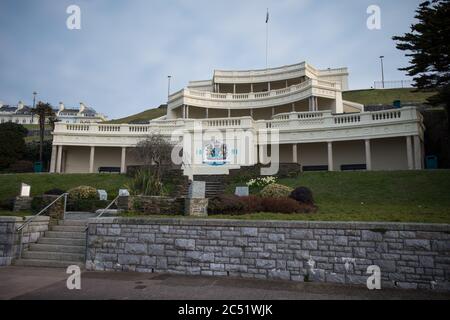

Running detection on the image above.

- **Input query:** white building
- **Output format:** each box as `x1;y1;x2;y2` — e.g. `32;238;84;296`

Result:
50;61;425;175
0;101;107;125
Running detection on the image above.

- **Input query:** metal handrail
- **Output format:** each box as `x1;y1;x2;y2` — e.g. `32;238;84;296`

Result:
16;193;68;232
84;195;120;232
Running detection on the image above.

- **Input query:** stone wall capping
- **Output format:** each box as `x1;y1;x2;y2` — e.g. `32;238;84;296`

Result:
86;217;450;232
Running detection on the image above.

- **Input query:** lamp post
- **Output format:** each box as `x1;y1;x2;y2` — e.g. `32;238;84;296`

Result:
379;56;385;89
167;76;172;103
32;91;37;108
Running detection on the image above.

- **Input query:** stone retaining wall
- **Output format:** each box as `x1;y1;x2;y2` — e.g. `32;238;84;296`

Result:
0;216;50;266
86;218;450;291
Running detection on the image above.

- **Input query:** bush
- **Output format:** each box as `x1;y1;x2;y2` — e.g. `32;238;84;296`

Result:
68;186;97;200
289;186;314;205
260;183;293;198
240;195;264;213
44;188;66;195
9;160;34;173
208;195;245;215
0;197;15;211
126;169;163;196
66;199;110;212
261;197;304;214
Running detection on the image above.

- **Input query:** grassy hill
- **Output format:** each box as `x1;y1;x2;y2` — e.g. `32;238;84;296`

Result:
343;88;436;105
107;105;167;124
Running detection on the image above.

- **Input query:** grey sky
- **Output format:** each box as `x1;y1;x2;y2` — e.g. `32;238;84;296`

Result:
0;0;422;119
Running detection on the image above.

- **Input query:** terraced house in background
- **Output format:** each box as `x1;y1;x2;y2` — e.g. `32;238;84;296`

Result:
50;61;425;176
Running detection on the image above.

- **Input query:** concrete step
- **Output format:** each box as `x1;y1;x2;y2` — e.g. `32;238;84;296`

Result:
58;220;88;226
64;212;97;220
22;250;84;261
14;259;84;268
39;237;86;246
45;231;86;239
29;243;85;254
51;225;87;232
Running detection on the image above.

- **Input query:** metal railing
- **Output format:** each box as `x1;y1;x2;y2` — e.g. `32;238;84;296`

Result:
84;195;120;262
16;192;68;259
16;193;68;232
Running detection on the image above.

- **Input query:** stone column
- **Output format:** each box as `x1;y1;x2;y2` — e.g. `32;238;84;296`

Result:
250;83;253;93
413;135;422;170
315;97;319;111
50;145;57;173
268;82;271;91
233;84;236;94
56;145;63;173
365;139;372;171
406;136;414;170
186;105;189;119
205;108;209;118
272;107;275;116
309;97;313;112
250;109;253;118
89;146;95;174
292;103;295;112
292;144;298;163
228;109;231;118
182;105;186;118
120;147;127;174
327;141;333;171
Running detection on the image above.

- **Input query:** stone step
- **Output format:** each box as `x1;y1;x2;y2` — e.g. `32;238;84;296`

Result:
22;250;84;261
45;231;86;239
14;259;84;269
39;237;86;246
64;212;97;220
58;220;88;226
52;225;87;232
29;243;85;254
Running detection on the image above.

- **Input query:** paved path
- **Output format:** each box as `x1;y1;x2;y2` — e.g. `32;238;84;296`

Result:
0;266;449;300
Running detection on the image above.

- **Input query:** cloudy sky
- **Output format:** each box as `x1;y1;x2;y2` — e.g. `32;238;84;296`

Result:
0;0;422;119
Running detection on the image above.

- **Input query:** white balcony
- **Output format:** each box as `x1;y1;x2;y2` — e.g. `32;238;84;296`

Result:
168;79;340;111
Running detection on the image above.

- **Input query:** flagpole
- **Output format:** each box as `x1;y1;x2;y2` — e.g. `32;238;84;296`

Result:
265;8;269;69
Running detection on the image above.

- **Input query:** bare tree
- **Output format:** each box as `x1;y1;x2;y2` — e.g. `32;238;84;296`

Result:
134;133;173;179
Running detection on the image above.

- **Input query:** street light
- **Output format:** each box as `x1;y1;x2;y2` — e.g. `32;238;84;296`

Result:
379;56;385;89
32;91;38;108
167;76;172;103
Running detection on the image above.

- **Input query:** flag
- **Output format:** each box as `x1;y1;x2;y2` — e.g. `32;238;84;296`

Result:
266;9;269;23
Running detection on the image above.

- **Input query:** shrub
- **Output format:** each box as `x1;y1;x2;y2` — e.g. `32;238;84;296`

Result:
44;188;66;195
246;176;277;190
9;160;34;173
68;186;97;200
0;197;15;211
208;195;245;215
126;169;163;196
289;186;314;205
260;183;293;198
240;195;264;213
261;197;303;214
66;199;110;212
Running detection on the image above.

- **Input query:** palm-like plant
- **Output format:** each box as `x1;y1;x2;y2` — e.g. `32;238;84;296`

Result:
32;102;55;164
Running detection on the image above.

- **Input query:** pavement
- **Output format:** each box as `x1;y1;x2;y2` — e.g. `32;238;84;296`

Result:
0;266;449;300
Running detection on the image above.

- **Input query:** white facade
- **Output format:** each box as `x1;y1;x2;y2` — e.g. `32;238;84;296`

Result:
50;61;425;176
0;101;107;125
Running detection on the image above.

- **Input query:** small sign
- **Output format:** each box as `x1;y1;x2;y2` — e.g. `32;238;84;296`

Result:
119;189;130;197
97;189;108;201
20;183;31;197
235;186;249;197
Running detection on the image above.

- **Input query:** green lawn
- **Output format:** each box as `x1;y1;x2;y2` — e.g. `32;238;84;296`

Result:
226;170;450;223
343;88;436;105
0;173;131;200
106;106;167;124
1;171;450;223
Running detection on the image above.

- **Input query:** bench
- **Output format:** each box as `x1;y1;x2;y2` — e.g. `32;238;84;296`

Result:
340;164;367;171
302;165;328;172
98;167;121;173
